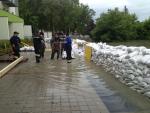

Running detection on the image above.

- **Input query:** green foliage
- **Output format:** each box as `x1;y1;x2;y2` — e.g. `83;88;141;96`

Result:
0;40;11;55
21;38;33;46
109;40;150;48
0;40;10;49
142;18;150;39
0;10;23;23
92;8;138;42
18;0;95;34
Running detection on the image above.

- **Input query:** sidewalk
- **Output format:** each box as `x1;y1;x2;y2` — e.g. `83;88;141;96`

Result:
0;52;109;113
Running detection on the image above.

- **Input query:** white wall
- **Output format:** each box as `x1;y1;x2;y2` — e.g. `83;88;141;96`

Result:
0;1;3;9
44;32;52;38
0;17;9;39
24;25;32;38
9;7;19;16
9;23;24;38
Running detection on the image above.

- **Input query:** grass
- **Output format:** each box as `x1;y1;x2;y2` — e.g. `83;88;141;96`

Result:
0;9;24;23
0;38;33;55
0;40;11;56
108;40;150;48
21;38;33;46
0;40;10;49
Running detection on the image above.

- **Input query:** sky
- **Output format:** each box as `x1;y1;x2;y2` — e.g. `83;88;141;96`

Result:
80;0;150;21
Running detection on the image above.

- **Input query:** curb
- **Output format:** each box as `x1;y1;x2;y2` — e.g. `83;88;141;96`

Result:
0;56;24;78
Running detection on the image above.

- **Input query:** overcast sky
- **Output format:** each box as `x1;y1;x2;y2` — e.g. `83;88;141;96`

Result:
80;0;150;21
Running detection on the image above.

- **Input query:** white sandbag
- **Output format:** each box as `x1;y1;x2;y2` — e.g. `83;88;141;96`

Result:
140;55;150;64
128;74;135;80
142;49;150;55
144;60;150;67
127;47;138;53
129;55;143;64
144;91;150;97
20;46;34;51
115;75;120;78
138;82;148;88
135;76;143;83
143;78;150;84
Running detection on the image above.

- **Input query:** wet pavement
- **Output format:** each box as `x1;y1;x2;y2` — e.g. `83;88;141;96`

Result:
0;63;9;70
0;52;150;113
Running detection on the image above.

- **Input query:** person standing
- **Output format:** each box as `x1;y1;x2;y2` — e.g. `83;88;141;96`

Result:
59;32;66;58
40;30;44;37
10;31;21;58
51;33;60;60
40;34;46;58
65;33;72;63
33;32;42;63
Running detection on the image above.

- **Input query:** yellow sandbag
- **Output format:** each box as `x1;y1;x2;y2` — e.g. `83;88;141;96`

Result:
85;45;92;61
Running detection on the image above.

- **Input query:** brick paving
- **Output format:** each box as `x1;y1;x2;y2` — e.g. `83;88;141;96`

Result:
0;52;109;113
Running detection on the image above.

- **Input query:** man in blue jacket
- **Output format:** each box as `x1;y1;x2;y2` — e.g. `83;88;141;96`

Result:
10;31;21;58
65;33;72;63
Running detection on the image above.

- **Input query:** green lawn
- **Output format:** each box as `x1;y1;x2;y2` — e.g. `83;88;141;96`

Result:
108;40;150;48
0;9;23;23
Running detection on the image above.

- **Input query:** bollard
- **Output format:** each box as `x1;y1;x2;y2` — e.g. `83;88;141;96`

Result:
85;45;92;61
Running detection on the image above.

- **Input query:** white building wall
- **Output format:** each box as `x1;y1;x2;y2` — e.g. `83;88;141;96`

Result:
0;17;9;39
0;1;3;9
9;23;24;39
9;7;19;16
24;25;32;38
44;32;52;38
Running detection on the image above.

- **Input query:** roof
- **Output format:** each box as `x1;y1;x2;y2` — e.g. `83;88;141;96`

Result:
0;9;24;23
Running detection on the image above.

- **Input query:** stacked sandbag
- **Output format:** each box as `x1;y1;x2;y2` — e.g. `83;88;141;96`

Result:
88;43;150;98
72;41;85;56
20;46;34;52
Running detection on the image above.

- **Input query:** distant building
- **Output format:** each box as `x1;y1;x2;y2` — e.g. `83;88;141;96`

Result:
0;0;32;40
24;25;32;39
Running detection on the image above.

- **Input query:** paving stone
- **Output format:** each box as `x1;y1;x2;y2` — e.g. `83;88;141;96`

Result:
80;105;89;111
0;52;110;113
72;111;81;113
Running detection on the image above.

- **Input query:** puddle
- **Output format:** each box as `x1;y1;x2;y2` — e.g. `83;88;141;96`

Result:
83;60;150;113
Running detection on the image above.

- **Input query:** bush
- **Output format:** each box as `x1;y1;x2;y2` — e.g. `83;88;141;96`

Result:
101;34;111;42
21;38;33;46
91;8;138;42
0;40;11;55
0;40;10;49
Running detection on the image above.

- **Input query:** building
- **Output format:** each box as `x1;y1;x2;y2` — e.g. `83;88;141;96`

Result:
0;0;32;40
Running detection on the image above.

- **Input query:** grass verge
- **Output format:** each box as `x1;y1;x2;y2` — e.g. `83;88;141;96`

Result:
108;40;150;48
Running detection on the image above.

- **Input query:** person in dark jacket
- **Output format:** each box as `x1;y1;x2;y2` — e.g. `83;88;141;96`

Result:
51;33;60;60
65;33;72;63
33;32;42;63
59;32;66;58
10;31;21;58
40;34;46;58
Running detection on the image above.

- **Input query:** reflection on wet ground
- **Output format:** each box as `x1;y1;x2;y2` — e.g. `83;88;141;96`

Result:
0;52;150;113
84;60;150;113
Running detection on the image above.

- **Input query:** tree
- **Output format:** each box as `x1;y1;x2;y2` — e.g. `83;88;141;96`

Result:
140;18;150;40
84;19;95;35
18;0;95;34
91;7;138;42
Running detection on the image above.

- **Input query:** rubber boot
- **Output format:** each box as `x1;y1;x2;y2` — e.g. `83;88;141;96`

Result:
36;56;40;63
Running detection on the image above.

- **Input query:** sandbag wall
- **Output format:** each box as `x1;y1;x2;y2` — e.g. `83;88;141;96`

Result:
88;42;150;98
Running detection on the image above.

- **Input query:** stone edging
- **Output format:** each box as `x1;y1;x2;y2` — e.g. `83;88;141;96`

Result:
0;56;24;78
